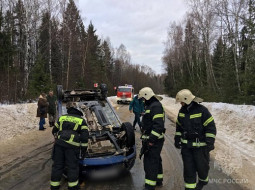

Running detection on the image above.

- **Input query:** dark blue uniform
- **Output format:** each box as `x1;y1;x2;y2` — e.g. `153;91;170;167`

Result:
141;97;165;190
50;107;89;190
174;102;216;190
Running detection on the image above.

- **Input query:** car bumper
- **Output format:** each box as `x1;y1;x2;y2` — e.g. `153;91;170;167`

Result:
116;97;132;102
79;146;136;175
80;148;136;166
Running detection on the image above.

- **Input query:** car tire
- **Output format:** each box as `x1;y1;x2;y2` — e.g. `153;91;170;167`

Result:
57;85;63;100
121;122;135;148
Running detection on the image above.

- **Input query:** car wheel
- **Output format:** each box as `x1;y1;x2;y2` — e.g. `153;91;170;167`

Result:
57;85;63;100
121;122;135;148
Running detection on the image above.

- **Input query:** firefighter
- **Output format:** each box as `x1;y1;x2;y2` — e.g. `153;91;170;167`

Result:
50;102;89;190
138;87;165;190
174;89;216;190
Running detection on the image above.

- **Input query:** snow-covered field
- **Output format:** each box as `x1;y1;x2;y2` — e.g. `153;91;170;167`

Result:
0;96;255;189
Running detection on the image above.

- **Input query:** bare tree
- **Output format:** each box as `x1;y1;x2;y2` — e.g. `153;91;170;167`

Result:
215;0;247;92
188;0;219;91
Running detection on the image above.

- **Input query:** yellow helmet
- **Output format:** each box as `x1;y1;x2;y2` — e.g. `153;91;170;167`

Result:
138;87;162;101
175;89;203;105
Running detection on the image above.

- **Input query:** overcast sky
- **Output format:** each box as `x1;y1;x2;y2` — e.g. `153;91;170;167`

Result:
77;0;188;74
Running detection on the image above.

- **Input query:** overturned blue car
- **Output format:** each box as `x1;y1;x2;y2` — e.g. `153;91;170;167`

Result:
56;84;136;178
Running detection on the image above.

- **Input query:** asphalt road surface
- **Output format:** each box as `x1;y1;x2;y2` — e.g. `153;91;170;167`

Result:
0;104;247;190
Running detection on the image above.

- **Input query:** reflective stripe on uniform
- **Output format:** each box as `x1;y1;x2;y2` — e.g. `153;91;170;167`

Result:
203;116;214;126
185;183;196;188
50;181;60;187
81;143;88;147
176;119;181;126
55;122;59;128
145;179;156;186
60;121;63;131
68;180;79;187
181;138;207;147
153;113;164;120
199;176;209;182
157;174;163;179
141;135;149;139
59;115;83;125
205;133;215;138
145;110;150;114
151;130;164;139
179;113;185;117
151;130;161;137
190;113;202;119
175;132;182;136
81;125;88;130
63;134;80;146
73;123;79;131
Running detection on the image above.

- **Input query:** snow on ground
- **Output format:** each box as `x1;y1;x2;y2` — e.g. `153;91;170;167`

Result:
0;103;39;141
0;102;53;168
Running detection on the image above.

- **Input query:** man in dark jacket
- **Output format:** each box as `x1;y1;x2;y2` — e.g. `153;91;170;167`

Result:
174;89;216;190
129;95;144;130
47;90;57;127
138;87;165;190
50;102;89;190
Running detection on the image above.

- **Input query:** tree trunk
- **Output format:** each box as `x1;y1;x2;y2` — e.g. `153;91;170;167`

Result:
66;32;72;89
49;17;52;84
82;33;89;79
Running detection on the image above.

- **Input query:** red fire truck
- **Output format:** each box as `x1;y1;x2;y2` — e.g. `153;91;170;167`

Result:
116;85;134;104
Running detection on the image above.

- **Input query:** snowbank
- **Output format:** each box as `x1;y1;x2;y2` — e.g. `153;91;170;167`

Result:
0;103;39;142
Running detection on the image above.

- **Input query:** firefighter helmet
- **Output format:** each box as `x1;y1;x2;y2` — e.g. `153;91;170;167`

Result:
175;89;203;105
138;87;162;101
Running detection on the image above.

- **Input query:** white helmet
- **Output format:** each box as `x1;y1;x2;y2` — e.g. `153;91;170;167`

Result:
175;89;203;105
138;87;162;101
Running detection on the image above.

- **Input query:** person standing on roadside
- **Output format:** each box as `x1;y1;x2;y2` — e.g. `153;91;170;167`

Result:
47;90;57;127
174;89;216;190
129;95;144;131
37;93;48;130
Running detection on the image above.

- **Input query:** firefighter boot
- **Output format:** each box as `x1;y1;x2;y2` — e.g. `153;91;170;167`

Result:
143;188;155;190
195;182;204;190
156;181;163;187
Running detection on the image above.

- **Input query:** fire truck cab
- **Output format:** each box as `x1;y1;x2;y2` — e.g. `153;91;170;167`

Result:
116;85;134;104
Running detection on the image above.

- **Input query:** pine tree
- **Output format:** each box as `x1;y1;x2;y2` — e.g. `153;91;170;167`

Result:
28;54;51;98
85;22;101;87
61;0;85;89
238;0;255;104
